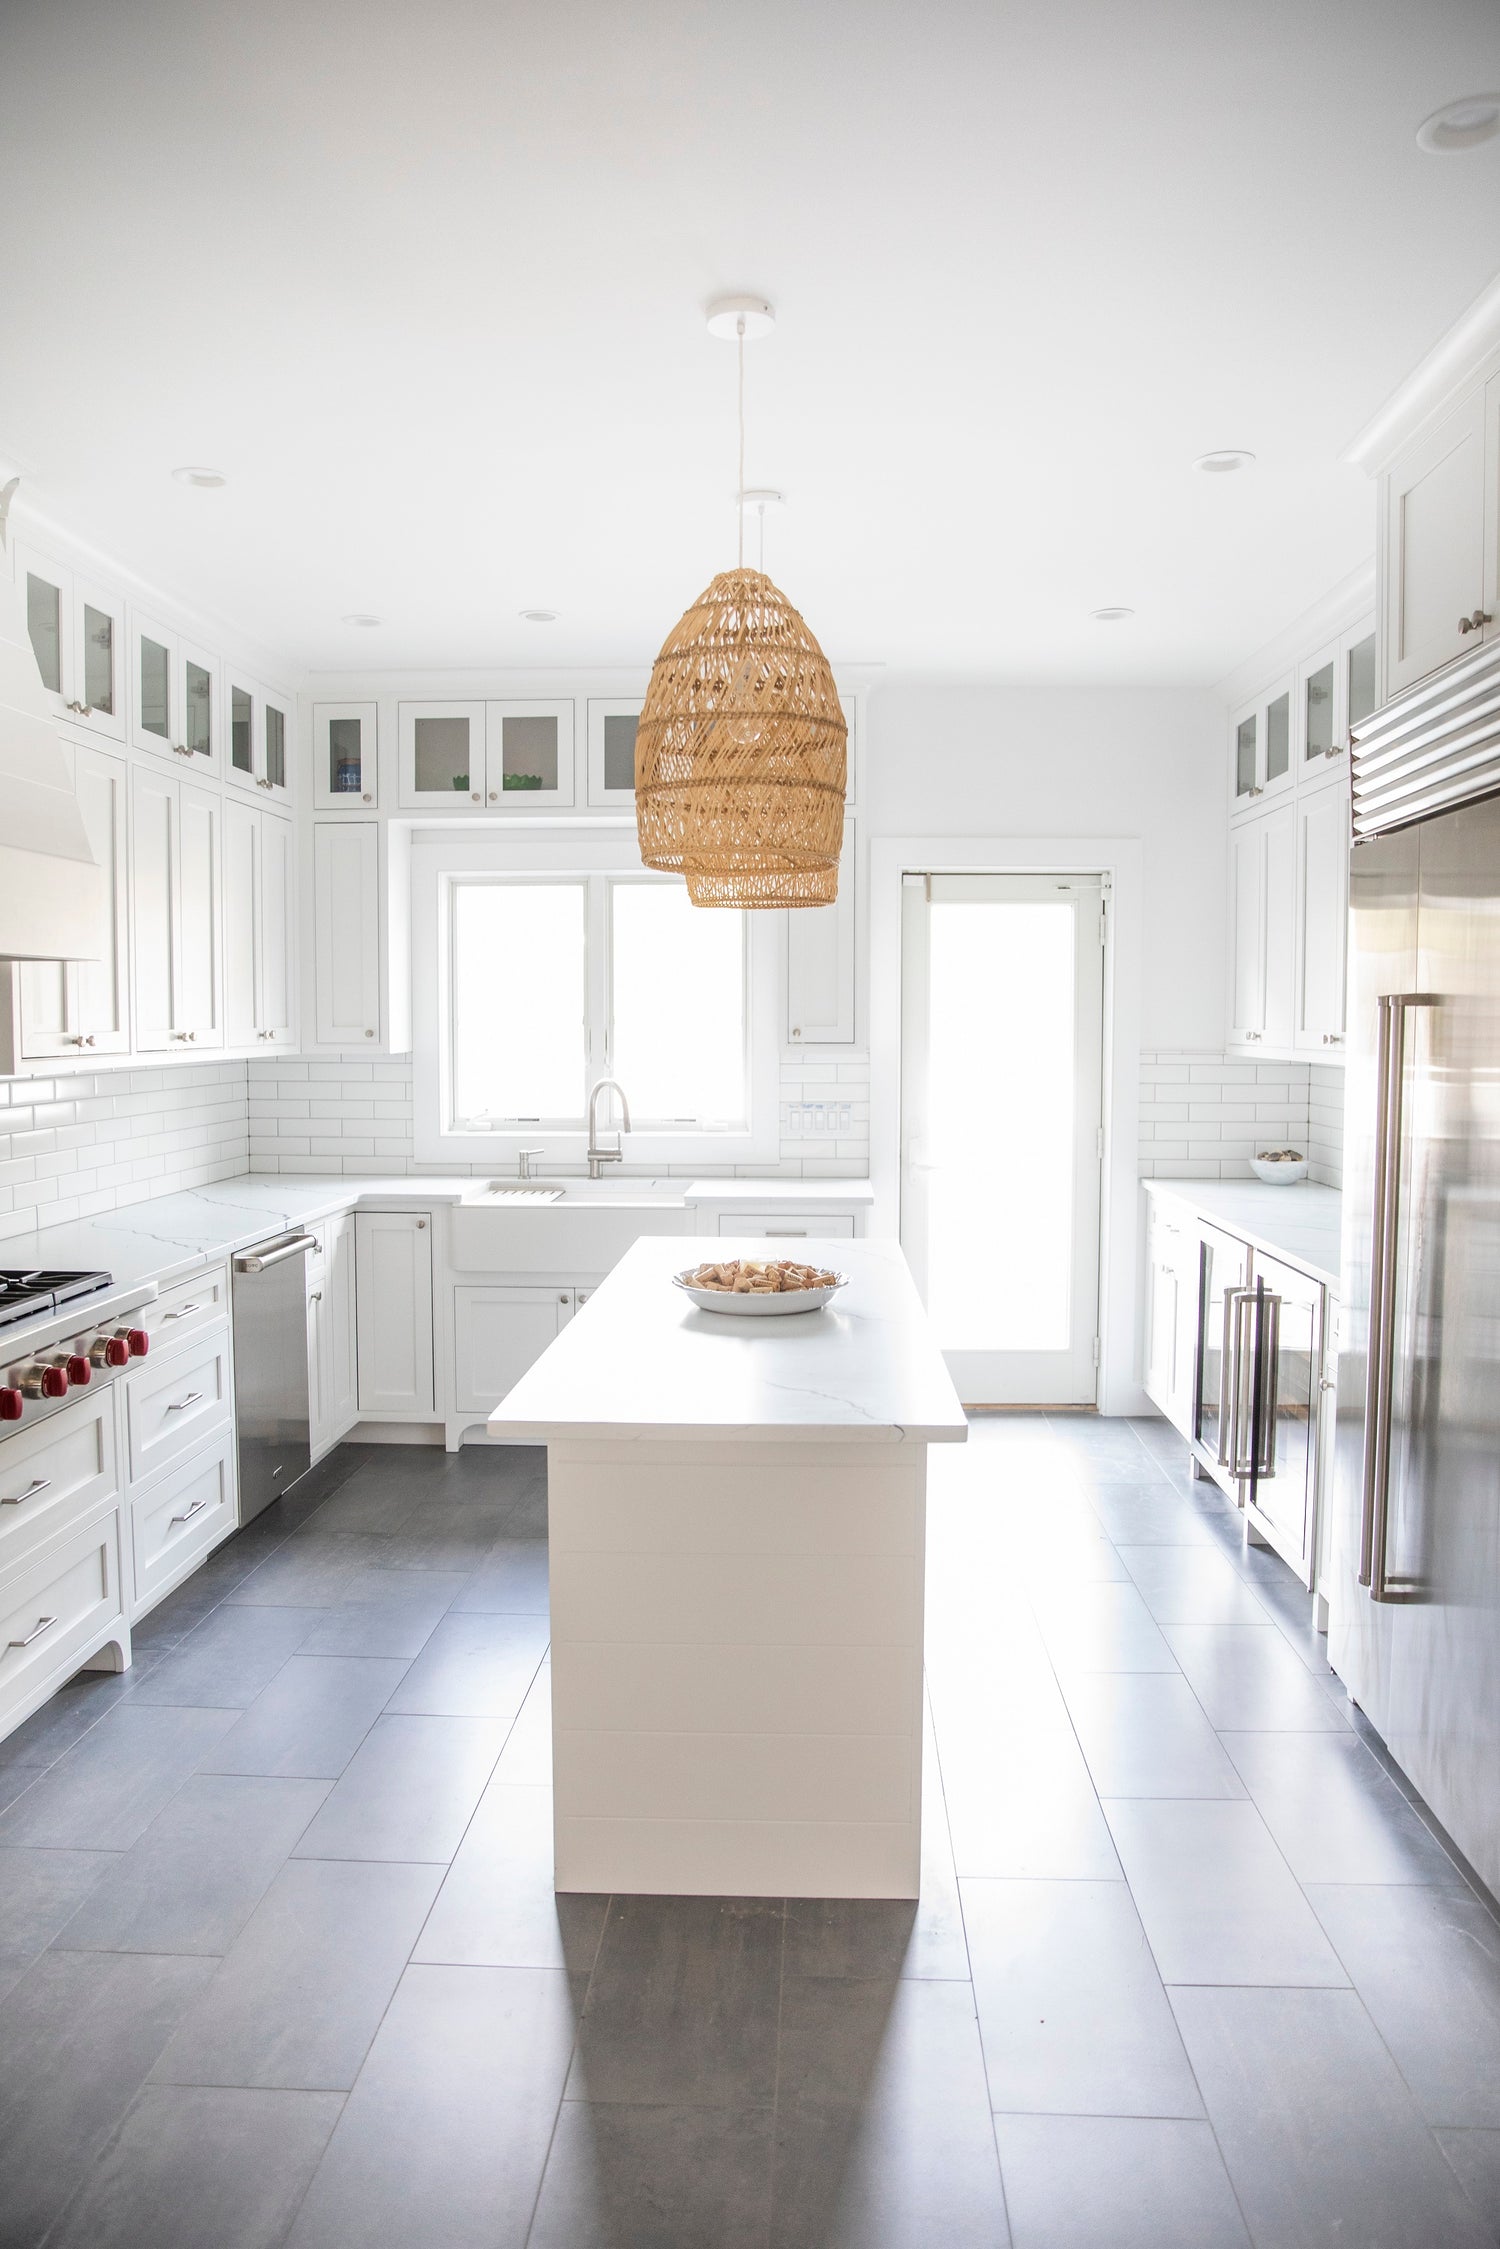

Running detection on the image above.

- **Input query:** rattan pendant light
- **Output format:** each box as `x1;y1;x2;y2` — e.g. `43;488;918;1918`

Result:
635;299;847;909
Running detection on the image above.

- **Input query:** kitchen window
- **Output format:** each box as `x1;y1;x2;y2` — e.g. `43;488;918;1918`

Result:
414;834;777;1163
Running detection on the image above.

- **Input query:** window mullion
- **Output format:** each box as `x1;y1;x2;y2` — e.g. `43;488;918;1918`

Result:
586;873;610;1093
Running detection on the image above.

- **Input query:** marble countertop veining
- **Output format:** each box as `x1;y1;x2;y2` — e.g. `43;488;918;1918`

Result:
1144;1178;1342;1291
488;1233;967;1446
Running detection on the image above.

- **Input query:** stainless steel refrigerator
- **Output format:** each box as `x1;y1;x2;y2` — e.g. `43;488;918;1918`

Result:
1330;640;1500;1897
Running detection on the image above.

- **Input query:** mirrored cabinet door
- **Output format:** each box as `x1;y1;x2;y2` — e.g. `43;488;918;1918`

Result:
397;702;489;807
586;698;641;808
314;702;378;808
485;700;576;810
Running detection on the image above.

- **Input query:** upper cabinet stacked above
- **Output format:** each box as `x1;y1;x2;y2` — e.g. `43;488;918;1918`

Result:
1381;372;1500;698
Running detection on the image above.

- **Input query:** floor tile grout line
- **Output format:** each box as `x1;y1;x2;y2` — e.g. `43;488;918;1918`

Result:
520;1892;615;2249
763;1895;789;2249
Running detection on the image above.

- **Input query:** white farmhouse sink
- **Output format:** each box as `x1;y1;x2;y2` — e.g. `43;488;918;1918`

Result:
452;1180;693;1275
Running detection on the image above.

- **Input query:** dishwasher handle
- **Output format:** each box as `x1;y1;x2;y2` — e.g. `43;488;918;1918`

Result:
234;1233;317;1275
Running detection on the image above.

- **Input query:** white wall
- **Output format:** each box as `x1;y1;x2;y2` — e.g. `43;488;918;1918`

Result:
864;683;1228;1052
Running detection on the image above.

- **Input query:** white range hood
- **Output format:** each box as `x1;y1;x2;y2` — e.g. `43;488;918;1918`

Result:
0;484;105;962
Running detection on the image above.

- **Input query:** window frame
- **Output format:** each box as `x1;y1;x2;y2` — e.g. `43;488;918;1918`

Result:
411;826;781;1167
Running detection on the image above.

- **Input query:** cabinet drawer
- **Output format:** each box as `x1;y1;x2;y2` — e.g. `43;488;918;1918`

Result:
0;1508;122;1730
139;1263;230;1351
717;1213;857;1239
0;1389;119;1577
126;1331;232;1484
130;1434;236;1617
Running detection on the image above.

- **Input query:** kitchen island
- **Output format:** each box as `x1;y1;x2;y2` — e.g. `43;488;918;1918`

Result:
489;1234;966;1898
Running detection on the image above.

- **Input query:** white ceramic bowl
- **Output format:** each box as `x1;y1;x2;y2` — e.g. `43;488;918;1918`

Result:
673;1272;847;1316
1250;1154;1309;1186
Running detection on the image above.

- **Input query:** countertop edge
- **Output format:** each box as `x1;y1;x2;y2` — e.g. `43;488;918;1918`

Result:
1143;1177;1342;1292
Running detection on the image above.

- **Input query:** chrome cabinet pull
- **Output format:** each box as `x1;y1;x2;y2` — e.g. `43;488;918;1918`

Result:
165;1390;204;1413
1;1476;51;1507
1458;610;1492;634
1254;1289;1281;1481
163;1304;202;1320
169;1495;210;1526
8;1615;57;1650
1218;1284;1250;1465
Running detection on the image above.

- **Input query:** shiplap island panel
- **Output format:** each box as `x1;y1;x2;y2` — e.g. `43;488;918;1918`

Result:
489;1236;966;1898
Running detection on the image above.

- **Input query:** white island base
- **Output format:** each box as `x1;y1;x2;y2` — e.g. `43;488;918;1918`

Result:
490;1237;966;1900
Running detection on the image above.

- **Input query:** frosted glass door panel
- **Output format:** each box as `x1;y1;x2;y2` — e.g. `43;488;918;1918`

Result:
26;572;62;693
185;658;213;760
264;700;287;792
416;716;474;794
900;873;1104;1404
1265;690;1291;785
1346;632;1377;732
230;684;254;777
500;715;557;793
82;604;114;716
1304;661;1334;762
139;636;171;741
586;699;642;806
1235;714;1257;800
604;715;636;791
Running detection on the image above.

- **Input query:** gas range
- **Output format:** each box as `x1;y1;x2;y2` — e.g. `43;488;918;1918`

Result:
0;1270;159;1434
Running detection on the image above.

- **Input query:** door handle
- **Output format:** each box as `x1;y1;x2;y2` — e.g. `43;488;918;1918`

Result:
8;1615;57;1650
1361;992;1437;1601
1251;1288;1281;1483
234;1234;317;1273
1;1476;51;1507
1218;1284;1250;1465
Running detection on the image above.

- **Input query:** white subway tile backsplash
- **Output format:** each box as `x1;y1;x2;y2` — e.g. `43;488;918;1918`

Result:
1138;1049;1343;1189
0;1060;251;1242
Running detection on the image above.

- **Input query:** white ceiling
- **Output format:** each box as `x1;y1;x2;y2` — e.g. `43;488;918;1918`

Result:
2;0;1498;684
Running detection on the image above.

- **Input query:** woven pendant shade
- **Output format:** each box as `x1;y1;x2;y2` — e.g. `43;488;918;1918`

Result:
635;566;847;909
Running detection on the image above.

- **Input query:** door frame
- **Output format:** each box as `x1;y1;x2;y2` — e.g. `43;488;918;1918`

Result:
870;834;1144;1415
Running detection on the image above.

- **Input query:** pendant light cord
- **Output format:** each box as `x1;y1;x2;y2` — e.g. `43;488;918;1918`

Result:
737;314;746;570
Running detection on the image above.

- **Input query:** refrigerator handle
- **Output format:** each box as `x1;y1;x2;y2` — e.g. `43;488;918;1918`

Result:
1361;992;1437;1602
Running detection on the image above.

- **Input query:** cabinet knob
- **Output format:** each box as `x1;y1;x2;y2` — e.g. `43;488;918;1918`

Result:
66;700;93;718
1244;1030;1262;1042
1459;611;1492;633
471;791;481;802
362;792;372;803
67;1033;96;1046
364;1028;375;1038
416;1219;427;1230
309;1289;322;1303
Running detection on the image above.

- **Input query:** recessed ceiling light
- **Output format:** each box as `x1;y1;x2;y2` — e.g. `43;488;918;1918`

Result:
1091;606;1135;622
1193;449;1256;474
172;464;227;488
518;608;558;623
1416;93;1500;153
341;612;382;627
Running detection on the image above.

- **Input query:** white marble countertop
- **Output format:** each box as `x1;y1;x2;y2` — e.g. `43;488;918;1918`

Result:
0;1174;877;1294
1144;1178;1342;1292
489;1234;968;1446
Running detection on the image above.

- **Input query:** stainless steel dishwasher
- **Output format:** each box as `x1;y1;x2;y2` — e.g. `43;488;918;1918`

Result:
231;1231;317;1522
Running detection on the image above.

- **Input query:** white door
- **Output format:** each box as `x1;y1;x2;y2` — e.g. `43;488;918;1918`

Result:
176;778;222;1046
1228;803;1295;1052
900;872;1105;1406
313;821;381;1046
1294;774;1350;1054
223;797;259;1050
131;765;178;1051
325;1215;359;1432
453;1284;573;1417
355;1212;434;1416
257;812;295;1044
785;823;856;1044
1384;389;1488;695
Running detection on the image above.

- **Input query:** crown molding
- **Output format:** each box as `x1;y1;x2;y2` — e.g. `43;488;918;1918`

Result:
1214;559;1376;709
1343;271;1500;473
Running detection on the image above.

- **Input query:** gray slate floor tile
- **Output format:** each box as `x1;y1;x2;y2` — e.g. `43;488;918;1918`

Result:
386;1611;549;1718
961;1877;1202;2118
1161;1622;1354;1731
783;1733;969;1983
490;1657;553;1783
1172;1983;1493;2248
1082;1484;1220;1545
569;1895;784;2107
47;2084;343;2249
1220;1729;1465;1886
1116;1542;1272;1624
125;1604;322;1708
1103;1799;1348;1986
286;1964;577;2248
1437;2129;1500;2236
452;1536;550;1613
0;1949;217;2249
529;2099;774;2249
929;1669;1121;1881
1061;1672;1248;1799
293;1712;509;1862
994;2113;1250;2248
0;1703;240;1850
0;1846;117;1999
149;1856;442;2091
412;1779;607;1973
54;1774;330;1956
222;1532;399;1608
772;1975;1011;2248
1029;1580;1180;1674
1308;1883;1500;2126
201;1655;408;1778
296;1571;465;1657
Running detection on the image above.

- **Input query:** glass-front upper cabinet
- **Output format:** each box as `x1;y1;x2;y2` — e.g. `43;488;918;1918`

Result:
314;702;378;808
13;541;126;742
131;613;219;772
1297;619;1377;775
1229;675;1296;816
224;673;294;803
1344;626;1378;743
587;698;642;808
397;700;575;810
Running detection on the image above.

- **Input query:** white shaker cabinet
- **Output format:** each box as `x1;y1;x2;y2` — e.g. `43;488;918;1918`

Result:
1227;802;1295;1052
1381;387;1491;698
309;1214;359;1454
453;1284;574;1420
355;1211;435;1418
1143;1199;1198;1439
785;824;856;1045
13;540;126;742
1;741;130;1069
1294;774;1349;1054
130;767;223;1052
224;803;297;1051
313;702;378;808
312;820;381;1046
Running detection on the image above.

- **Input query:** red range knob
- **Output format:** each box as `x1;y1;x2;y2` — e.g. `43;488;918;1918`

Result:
125;1328;149;1358
102;1336;130;1368
40;1365;68;1398
0;1387;22;1421
66;1355;92;1386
